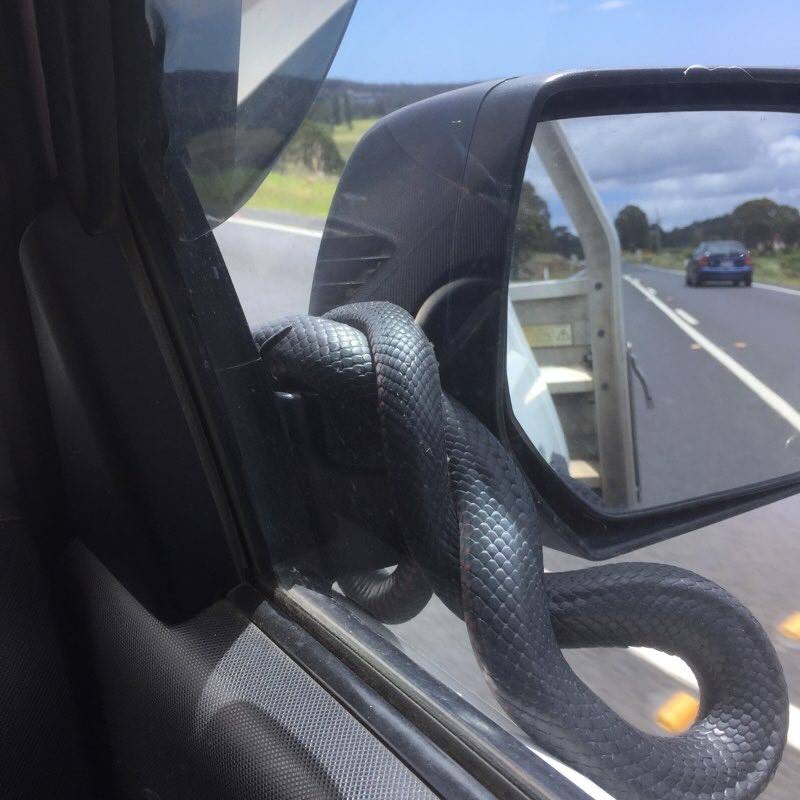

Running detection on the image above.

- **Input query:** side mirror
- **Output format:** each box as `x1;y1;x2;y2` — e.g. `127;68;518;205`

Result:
309;68;800;558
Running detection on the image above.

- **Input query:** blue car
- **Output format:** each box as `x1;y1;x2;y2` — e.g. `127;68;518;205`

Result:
686;240;753;286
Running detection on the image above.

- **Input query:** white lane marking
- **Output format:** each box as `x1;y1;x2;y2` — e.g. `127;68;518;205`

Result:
625;275;800;433
228;215;323;239
544;567;800;750
223;224;797;754
674;308;698;326
632;646;800;751
630;646;696;686
531;746;615;800
631;262;800;297
754;281;800;298
791;711;800;751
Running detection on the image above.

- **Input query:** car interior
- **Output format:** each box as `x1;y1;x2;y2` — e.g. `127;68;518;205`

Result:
0;3;474;798
1;3;795;800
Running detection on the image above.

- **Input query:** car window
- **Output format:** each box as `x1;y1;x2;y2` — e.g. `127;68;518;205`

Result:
712;241;745;253
144;3;800;799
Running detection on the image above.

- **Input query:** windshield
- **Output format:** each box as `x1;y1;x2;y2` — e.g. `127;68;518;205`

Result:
140;3;800;800
705;241;746;253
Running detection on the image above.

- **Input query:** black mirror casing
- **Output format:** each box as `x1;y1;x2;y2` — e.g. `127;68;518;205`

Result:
309;67;800;558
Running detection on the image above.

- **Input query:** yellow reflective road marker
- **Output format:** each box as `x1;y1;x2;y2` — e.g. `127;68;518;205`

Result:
656;691;699;734
779;612;800;640
734;341;747;349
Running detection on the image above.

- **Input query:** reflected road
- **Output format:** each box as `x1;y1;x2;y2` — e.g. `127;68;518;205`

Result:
623;262;800;507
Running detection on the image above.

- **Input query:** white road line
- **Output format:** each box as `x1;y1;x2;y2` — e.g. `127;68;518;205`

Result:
531;747;615;800
625;275;800;433
629;647;695;685
228;215;323;239
788;711;800;752
545;568;799;752
633;263;682;277
674;308;698;326
632;646;800;751
754;281;800;297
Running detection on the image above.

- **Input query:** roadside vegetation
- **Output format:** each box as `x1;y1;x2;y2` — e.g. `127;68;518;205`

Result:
328;118;377;162
615;199;800;288
512;182;584;281
241;84;800;292
243;80;467;219
512;187;800;289
245;116;378;218
633;247;800;288
246;171;339;219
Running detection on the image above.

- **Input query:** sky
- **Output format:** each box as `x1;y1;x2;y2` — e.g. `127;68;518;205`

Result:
164;1;800;230
329;1;800;84
527;112;800;231
322;1;800;230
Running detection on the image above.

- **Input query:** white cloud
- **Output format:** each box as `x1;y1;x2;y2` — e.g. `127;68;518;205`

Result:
596;0;629;10
525;111;800;230
769;135;800;168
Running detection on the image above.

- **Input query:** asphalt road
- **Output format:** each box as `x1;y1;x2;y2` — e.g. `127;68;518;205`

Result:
215;209;325;325
623;262;800;508
216;215;800;800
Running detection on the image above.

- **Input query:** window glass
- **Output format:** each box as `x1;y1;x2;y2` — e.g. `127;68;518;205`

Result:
153;3;800;798
217;0;800;326
145;0;354;238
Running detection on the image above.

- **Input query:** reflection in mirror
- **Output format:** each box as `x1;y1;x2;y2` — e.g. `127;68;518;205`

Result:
507;111;800;511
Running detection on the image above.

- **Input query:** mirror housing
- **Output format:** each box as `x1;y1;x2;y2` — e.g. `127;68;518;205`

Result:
310;67;800;558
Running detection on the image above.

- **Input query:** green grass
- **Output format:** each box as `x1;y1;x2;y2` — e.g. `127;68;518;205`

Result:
638;248;686;271
330;117;379;162
244;117;379;218
245;171;338;218
749;254;800;288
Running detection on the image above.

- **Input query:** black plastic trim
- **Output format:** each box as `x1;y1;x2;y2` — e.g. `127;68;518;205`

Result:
270;584;594;800
232;585;497;800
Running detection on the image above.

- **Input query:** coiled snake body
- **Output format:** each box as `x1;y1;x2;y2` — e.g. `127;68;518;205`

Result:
256;301;788;800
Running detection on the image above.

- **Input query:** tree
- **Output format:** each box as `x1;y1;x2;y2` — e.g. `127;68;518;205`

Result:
784;217;800;248
614;205;649;250
657;199;800;250
776;204;800;246
648;223;663;252
552;226;583;259
331;93;343;126
372;96;388;117
280;120;344;175
731;198;783;249
514;181;555;261
342;91;353;129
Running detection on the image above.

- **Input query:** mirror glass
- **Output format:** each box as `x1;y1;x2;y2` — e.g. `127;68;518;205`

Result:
507;110;800;511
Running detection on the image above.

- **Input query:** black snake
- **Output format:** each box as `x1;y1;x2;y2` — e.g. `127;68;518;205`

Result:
255;301;788;800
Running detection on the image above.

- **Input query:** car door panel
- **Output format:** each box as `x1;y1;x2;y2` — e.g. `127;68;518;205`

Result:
67;541;440;800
